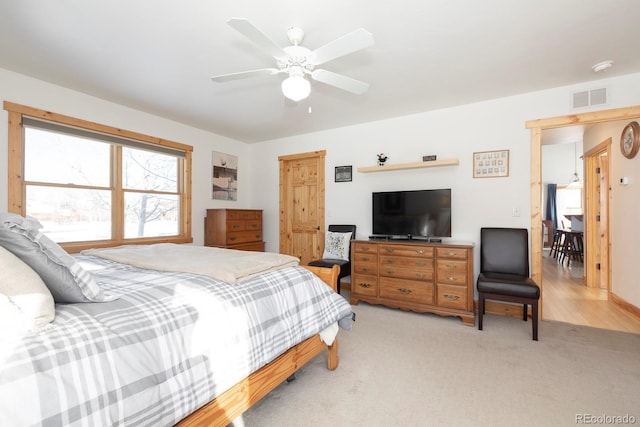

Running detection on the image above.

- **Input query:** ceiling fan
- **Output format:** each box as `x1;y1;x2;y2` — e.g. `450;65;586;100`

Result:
211;18;374;102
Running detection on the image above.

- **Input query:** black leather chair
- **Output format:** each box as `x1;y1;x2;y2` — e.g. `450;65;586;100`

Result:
477;227;540;340
308;224;356;294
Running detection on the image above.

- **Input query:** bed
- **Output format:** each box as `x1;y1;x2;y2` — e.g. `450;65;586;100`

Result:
0;217;353;427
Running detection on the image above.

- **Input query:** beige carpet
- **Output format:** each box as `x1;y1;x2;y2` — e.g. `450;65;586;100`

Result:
235;300;640;427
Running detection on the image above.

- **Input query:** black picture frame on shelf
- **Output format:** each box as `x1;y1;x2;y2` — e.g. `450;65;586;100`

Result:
335;165;352;182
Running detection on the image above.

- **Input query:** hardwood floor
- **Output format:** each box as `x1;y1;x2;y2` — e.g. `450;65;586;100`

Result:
542;251;640;334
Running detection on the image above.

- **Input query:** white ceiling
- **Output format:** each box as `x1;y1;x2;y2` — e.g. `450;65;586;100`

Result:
1;1;639;143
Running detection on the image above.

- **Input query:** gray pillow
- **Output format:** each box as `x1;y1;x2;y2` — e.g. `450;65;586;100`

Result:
0;213;115;303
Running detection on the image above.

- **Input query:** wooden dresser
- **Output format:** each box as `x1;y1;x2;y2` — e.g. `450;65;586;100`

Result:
350;239;475;325
204;209;265;251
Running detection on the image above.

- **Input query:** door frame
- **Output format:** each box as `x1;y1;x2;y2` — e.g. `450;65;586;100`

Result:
526;105;640;318
584;139;611;291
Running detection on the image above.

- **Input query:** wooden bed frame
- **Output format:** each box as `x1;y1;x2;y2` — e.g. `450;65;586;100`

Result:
177;265;341;427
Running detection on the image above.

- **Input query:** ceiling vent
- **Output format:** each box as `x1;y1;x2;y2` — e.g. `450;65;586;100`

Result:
572;87;608;109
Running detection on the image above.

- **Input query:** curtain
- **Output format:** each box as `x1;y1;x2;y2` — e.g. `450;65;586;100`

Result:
546;183;558;231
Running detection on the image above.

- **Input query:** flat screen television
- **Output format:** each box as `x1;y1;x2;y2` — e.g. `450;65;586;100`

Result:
372;189;451;239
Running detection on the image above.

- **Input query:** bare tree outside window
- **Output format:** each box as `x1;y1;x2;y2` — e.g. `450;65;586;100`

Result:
23;127;182;242
123;147;179;238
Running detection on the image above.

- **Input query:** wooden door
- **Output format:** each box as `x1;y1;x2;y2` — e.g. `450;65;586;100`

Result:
278;151;325;265
585;139;611;290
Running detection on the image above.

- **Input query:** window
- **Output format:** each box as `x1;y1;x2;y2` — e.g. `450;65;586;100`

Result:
5;102;193;252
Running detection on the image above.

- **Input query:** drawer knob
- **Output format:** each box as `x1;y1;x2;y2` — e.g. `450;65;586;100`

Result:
362;267;369;272
385;259;394;264
359;283;372;288
446;264;457;269
230;236;236;241
397;288;412;294
443;294;460;301
448;251;456;256
448;276;456;281
415;273;425;279
385;270;395;275
416;261;426;266
362;257;370;261
385;248;394;253
416;249;424;254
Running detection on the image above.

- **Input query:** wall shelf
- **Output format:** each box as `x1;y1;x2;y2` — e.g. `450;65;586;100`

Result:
357;158;459;173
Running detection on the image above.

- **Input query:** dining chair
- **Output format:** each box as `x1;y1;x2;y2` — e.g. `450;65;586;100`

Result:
477;227;540;340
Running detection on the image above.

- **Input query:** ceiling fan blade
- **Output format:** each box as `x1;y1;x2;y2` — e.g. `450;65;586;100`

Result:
227;18;289;60
308;28;374;66
311;69;370;94
211;68;281;83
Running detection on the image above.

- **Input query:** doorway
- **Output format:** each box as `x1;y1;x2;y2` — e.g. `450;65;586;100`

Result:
527;106;640;332
541;136;615;329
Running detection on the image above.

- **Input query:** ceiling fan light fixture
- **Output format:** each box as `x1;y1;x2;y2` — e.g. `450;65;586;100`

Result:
281;74;311;101
592;60;613;73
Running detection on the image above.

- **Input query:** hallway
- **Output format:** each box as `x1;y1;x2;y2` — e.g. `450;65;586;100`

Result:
542;253;640;334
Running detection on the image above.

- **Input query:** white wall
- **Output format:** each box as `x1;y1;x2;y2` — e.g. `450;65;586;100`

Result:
0;67;255;245
250;72;640;300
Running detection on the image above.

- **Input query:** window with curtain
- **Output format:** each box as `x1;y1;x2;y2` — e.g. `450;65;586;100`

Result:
4;102;193;252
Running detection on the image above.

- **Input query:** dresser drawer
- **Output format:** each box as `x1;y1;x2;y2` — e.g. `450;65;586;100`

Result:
437;284;468;310
351;274;378;297
437;259;467;276
353;259;378;275
227;220;246;232
353;242;378;254
437;261;467;285
436;247;468;260
228;241;265;252
379;244;433;258
226;210;262;220
245;220;261;231
226;230;262;245
379;256;434;281
379;277;434;305
353;252;377;264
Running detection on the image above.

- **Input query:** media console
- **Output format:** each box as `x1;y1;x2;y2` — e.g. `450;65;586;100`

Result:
350;239;475;326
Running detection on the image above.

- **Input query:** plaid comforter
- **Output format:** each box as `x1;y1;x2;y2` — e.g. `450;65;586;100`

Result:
0;256;353;427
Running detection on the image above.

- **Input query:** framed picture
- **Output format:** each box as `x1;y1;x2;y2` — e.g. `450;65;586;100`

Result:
212;151;238;200
334;165;352;182
473;149;509;178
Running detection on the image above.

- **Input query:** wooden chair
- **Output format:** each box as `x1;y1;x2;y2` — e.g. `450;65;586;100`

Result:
308;225;356;294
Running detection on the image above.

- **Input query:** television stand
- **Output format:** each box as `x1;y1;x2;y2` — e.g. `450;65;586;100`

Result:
350;239;475;326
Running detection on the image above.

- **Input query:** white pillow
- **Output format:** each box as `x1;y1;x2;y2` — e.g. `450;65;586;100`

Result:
0;245;55;333
322;231;353;261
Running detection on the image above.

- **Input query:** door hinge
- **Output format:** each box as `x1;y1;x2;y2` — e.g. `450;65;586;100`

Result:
596;167;601;174
596;263;601;270
596;214;600;222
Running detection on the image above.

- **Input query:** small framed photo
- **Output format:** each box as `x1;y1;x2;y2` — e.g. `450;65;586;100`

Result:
473;150;509;178
334;165;352;182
